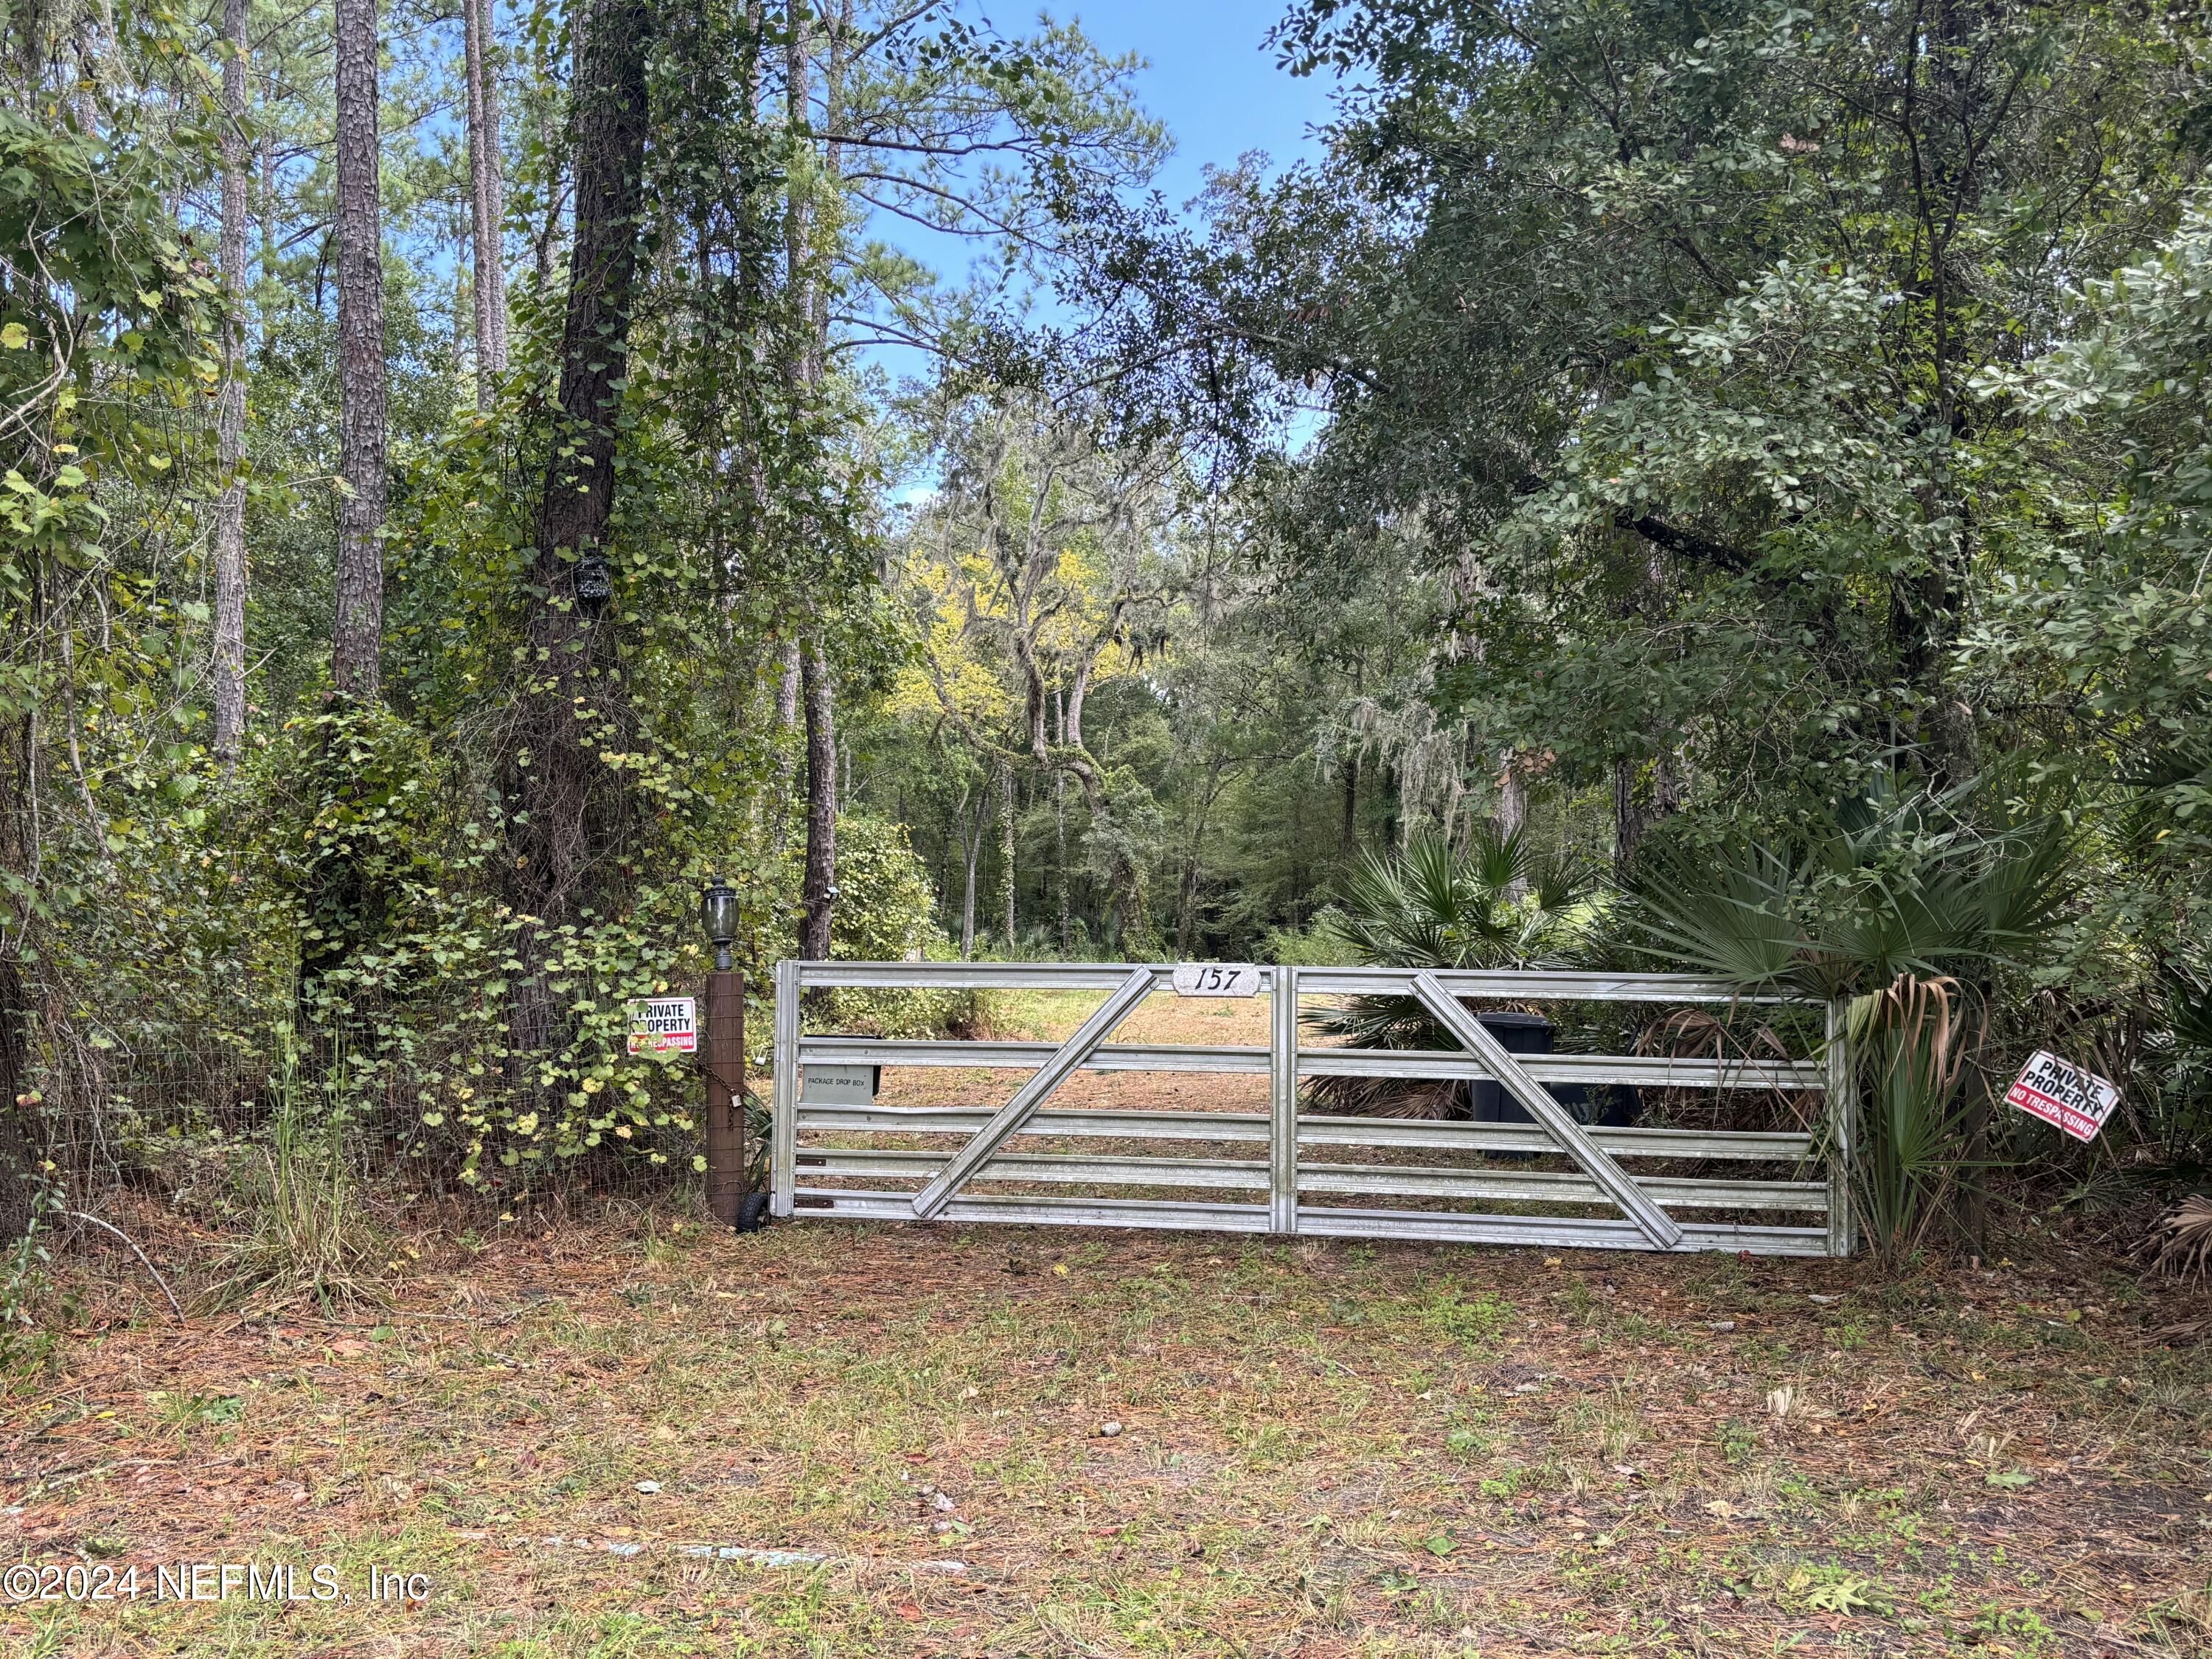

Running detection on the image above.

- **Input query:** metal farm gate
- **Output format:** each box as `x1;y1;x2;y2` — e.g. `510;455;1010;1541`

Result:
768;961;1856;1258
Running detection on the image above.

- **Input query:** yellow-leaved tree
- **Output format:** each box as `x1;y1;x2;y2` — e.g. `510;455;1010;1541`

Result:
890;394;1179;955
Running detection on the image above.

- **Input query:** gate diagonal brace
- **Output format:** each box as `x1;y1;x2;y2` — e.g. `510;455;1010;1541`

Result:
908;967;1158;1221
1409;971;1686;1251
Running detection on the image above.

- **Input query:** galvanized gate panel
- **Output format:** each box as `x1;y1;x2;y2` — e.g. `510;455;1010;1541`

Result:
769;959;1849;1257
908;967;1157;1219
1408;971;1683;1250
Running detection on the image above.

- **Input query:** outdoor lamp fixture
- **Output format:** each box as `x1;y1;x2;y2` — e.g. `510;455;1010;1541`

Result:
574;550;613;614
699;876;739;972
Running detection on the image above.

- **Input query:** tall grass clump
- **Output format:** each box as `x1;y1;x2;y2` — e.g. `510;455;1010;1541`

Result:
215;1045;386;1314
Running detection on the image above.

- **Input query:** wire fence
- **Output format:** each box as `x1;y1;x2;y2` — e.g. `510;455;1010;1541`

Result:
21;988;717;1231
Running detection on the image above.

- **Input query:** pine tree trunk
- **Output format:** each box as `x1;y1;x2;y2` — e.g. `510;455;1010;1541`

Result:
463;0;507;406
959;796;980;960
786;1;848;977
733;0;773;562
210;0;249;764
799;636;836;961
770;639;801;848
257;65;276;281
782;1;811;378
331;0;386;701
817;0;849;335
0;705;37;1238
507;0;650;928
999;758;1015;952
1613;757;1650;878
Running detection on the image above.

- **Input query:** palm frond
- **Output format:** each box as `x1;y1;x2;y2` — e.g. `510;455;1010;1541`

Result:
1626;841;1811;992
1307;830;1597;1116
1972;818;2075;959
1464;821;1528;897
2146;1194;2212;1284
2166;966;2212;1054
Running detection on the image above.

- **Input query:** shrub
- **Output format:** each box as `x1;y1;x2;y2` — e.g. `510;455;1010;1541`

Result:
1305;828;1601;1118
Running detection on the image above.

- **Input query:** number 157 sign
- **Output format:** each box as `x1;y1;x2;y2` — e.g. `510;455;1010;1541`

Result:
1172;963;1262;998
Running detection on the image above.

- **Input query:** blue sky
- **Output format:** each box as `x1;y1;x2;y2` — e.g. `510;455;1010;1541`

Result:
872;1;1344;484
865;0;1343;386
1073;0;1339;208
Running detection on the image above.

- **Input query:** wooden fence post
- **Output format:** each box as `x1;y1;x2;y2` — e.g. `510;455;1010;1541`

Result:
704;966;745;1227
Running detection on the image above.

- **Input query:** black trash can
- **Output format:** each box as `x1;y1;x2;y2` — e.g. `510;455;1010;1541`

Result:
1467;1011;1639;1127
1469;1012;1551;1124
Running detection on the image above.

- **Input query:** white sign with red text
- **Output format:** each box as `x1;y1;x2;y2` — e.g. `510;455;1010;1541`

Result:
627;996;697;1057
2004;1049;2119;1144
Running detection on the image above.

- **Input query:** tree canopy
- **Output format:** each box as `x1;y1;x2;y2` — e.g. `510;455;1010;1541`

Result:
2;0;2208;1234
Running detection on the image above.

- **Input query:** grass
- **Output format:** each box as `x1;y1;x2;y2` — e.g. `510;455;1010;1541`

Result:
4;985;2208;1655
2;1214;2208;1657
211;1059;386;1317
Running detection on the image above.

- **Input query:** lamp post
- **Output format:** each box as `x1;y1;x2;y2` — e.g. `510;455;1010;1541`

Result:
698;876;758;1229
700;876;739;971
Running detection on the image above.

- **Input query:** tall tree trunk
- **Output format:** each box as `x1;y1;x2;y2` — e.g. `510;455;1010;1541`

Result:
959;794;980;960
210;0;249;765
1613;747;1684;877
998;758;1015;952
1339;752;1357;858
731;0;773;571
0;705;37;1238
503;0;650;1078
1496;751;1526;835
532;49;567;288
782;0;812;378
786;2;849;975
815;0;849;334
257;63;277;279
1612;757;1641;878
799;637;835;961
463;0;507;406
331;0;386;701
1054;689;1068;950
770;639;800;848
508;0;650;929
779;0;852;349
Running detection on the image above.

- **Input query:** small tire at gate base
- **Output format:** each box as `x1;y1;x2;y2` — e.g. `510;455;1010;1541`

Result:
734;1192;770;1234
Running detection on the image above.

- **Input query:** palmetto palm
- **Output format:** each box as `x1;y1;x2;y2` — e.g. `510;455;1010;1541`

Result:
1629;786;2073;1259
1307;828;1596;1116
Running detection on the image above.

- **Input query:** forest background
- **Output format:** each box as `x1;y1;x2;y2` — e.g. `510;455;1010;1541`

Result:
5;0;2212;1312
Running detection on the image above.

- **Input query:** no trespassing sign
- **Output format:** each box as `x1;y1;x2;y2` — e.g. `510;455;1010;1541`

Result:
2003;1049;2119;1144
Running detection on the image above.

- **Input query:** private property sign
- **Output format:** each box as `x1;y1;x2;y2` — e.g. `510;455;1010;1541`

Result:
627;996;698;1057
2004;1049;2120;1144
